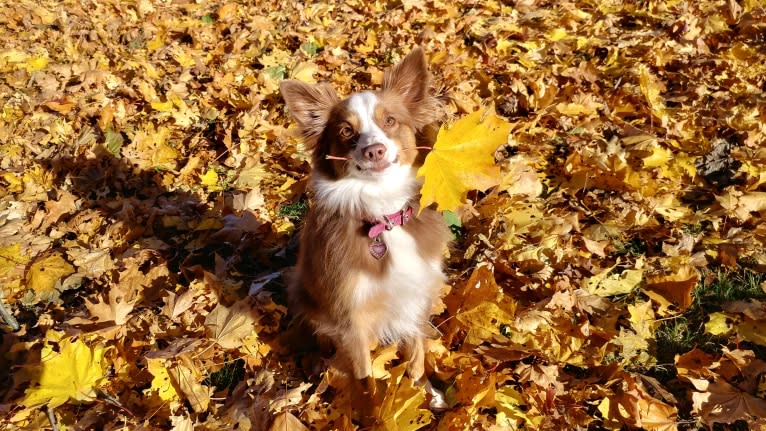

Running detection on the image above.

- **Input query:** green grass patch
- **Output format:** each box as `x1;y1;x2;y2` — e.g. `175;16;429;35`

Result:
204;358;245;393
614;238;646;257
652;268;766;365
654;316;713;365
694;269;766;308
279;199;308;220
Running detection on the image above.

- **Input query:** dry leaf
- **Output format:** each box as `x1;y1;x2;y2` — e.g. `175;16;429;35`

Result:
204;300;258;349
21;332;107;409
418;109;510;211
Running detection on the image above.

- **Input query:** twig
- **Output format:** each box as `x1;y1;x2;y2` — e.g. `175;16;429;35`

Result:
46;405;59;431
325;146;432;162
97;390;136;417
0;294;19;331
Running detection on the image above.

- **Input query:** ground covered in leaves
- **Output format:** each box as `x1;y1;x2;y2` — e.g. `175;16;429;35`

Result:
2;0;766;430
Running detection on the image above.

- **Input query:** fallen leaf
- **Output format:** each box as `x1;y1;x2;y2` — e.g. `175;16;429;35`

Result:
418;109;510;212
204;300;258;349
25;253;75;303
586;264;643;297
377;363;433;430
456;301;516;345
146;357;180;403
269;412;309;431
22;331;107;409
645;265;698;311
688;377;766;427
168;360;211;413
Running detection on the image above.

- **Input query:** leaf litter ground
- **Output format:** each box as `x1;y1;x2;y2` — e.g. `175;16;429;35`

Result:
2;1;766;430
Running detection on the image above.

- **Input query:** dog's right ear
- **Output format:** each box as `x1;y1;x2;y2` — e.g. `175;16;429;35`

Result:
280;80;339;143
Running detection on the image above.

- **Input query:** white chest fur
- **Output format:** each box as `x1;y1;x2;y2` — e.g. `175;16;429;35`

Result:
354;227;444;344
312;167;421;218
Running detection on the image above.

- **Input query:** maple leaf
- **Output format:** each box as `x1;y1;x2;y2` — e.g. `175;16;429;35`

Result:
599;373;679;431
585;261;644;297
0;243;28;297
377;363;433;430
204;300;258;349
269;412;309;431
146;358;180;404
456;301;516;345
638;64;669;127
22;331;107;409
417;109;510;212
24;253;75;304
645;265;698;311
168;360;211;413
494;385;531;428
688;377;766;426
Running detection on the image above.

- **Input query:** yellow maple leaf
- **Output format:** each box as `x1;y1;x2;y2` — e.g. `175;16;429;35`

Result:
704;312;735;336
495;385;537;427
377;363;433;430
168;361;211;413
22;331;107;409
290;61;318;83
170;45;196;68
585;262;644;297
638;65;668;126
200;169;221;191
150;99;174;112
1;243;28;280
456;301;516;345
642;144;672;169
418;109;510;212
146;358;180;402
26;253;75;301
356;30;378;54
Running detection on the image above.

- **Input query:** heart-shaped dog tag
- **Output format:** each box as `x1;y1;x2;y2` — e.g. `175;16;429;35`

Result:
370;236;387;259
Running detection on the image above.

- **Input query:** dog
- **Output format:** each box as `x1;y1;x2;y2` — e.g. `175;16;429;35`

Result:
280;47;450;416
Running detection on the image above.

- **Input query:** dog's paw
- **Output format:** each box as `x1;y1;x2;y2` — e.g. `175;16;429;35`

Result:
424;381;448;411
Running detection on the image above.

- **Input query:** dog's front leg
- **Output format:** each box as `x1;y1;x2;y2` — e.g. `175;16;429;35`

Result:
403;336;448;411
337;329;380;424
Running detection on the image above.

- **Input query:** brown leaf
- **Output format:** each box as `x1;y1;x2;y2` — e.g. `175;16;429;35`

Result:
168;359;211;413
268;412;308;431
645;265;698;311
688;377;766;426
204;299;258;349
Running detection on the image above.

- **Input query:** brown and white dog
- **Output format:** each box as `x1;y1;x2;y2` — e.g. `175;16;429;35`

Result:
280;48;450;413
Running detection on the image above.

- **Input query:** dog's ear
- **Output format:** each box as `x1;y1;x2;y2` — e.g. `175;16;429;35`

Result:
383;47;428;102
382;47;439;128
280;80;339;143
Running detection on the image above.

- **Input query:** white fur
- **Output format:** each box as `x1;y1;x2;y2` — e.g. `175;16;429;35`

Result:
312;167;421;218
355;227;444;344
425;381;448;410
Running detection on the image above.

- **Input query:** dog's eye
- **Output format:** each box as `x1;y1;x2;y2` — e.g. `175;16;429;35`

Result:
339;125;354;139
384;116;396;127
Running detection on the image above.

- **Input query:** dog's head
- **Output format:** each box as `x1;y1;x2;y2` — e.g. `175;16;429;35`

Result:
280;48;440;181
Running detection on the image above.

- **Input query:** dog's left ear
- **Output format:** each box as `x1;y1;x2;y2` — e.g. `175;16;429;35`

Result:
383;47;429;102
382;47;439;128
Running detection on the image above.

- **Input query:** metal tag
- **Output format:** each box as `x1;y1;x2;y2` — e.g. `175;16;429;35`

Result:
370;236;387;259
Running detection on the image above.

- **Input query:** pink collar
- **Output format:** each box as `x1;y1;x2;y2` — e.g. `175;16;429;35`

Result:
367;207;413;238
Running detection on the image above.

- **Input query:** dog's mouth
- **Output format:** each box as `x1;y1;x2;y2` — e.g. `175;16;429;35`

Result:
356;155;399;173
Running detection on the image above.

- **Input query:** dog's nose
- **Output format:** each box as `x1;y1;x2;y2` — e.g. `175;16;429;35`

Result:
362;144;387;162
